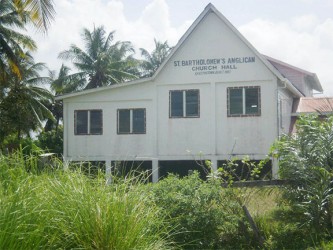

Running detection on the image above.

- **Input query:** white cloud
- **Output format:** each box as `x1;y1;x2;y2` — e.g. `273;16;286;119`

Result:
141;0;170;36
296;0;315;3
30;0;189;74
291;14;319;31
30;0;128;70
315;19;333;49
239;18;333;95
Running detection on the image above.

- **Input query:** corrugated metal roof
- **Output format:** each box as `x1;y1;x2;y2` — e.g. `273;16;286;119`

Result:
293;97;333;115
264;55;323;93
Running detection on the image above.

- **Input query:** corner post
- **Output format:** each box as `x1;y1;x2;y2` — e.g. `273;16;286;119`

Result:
272;157;279;180
152;159;159;183
210;156;218;172
106;161;112;184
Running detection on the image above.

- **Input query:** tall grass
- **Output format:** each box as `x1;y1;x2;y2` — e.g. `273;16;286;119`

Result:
0;152;172;249
242;187;281;217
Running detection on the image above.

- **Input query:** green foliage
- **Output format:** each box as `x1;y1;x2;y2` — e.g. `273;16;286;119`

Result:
207;157;270;186
15;0;56;33
1;134;42;155
272;115;333;236
310;240;333;249
0;152;172;249
242;187;281;217
256;205;333;249
0;0;37;80
0;150;31;195
58;26;139;90
0;52;54;143
36;126;63;155
140;39;172;77
148;172;252;249
274;115;333;175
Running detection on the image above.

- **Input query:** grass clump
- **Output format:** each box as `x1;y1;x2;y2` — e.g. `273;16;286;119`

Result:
0;153;172;249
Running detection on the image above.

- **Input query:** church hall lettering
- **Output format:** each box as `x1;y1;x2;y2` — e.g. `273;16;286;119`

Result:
173;56;255;75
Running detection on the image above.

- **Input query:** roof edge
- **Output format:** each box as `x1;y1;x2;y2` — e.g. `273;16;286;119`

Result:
264;55;323;92
55;77;153;100
152;3;214;78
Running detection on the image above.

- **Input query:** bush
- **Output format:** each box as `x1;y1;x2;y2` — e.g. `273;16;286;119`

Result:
147;172;252;249
272;115;333;233
0;134;42;155
36;126;63;155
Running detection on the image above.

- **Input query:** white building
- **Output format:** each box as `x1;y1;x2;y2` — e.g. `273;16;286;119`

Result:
56;4;323;181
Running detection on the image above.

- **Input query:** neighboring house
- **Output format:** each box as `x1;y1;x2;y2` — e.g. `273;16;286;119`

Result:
56;3;325;181
290;97;333;133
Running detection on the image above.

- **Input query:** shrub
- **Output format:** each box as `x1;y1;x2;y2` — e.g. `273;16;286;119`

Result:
36;126;63;155
272;115;333;233
147;172;252;249
209;157;271;184
1;134;42;155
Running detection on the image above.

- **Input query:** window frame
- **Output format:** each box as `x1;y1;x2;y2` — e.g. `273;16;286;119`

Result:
169;89;200;118
117;108;146;134
74;109;103;135
227;86;261;117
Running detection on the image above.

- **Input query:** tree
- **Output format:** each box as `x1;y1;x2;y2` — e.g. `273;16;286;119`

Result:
50;64;85;95
0;0;37;80
13;0;55;33
0;52;54;143
44;64;85;132
140;39;172;78
0;0;55;149
59;26;139;90
0;0;55;81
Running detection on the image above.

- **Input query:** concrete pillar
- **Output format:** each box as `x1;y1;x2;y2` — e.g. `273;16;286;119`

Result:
272;157;279;180
63;102;68;159
152;159;159;183
105;161;112;184
62;157;69;170
210;157;218;172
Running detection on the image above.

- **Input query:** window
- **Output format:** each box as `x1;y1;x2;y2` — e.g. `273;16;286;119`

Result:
118;108;146;134
74;110;103;135
170;89;199;118
227;86;261;116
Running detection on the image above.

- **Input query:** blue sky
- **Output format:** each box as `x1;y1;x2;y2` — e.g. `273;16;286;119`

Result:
31;0;333;95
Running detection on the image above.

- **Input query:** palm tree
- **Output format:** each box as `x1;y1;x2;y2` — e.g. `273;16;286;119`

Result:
0;52;54;140
140;39;172;78
0;0;55;82
0;0;55;145
13;0;55;33
50;64;85;95
44;64;85;132
0;0;37;80
58;26;139;90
